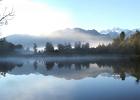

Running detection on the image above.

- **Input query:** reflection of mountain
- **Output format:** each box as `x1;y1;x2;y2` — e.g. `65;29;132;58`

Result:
0;57;139;82
44;62;113;80
8;60;113;80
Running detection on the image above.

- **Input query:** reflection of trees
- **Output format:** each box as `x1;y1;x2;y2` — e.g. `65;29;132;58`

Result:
81;62;89;69
57;61;90;71
0;61;23;77
75;63;81;71
42;59;140;83
64;63;72;69
44;61;90;71
95;59;140;83
17;63;23;67
120;71;126;80
33;60;38;70
131;66;140;83
118;66;140;82
45;62;54;70
58;63;64;69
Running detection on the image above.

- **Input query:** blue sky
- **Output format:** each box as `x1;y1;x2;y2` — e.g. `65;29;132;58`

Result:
1;0;140;36
35;0;140;30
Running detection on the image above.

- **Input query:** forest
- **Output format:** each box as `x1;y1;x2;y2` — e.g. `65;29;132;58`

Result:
0;30;140;56
32;30;140;56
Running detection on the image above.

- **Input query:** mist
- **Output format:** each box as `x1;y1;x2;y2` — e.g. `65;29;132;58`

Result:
6;28;113;48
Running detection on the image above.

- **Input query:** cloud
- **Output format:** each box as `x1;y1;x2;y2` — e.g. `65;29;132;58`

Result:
0;0;74;36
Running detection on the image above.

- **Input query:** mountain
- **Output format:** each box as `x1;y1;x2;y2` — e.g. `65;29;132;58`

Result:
53;28;103;37
6;28;112;48
100;28;135;38
6;34;48;47
73;28;100;35
6;28;138;48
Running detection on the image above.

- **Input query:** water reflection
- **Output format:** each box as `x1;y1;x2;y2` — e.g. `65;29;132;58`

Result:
0;57;139;83
0;57;140;100
0;61;23;77
45;62;54;70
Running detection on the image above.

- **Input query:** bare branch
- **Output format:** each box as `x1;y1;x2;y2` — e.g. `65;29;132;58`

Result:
0;8;15;26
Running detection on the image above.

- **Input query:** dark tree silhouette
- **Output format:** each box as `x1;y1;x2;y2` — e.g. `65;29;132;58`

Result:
74;41;81;49
64;42;72;51
33;43;37;54
33;60;38;70
45;62;54;70
120;31;125;41
57;43;65;52
82;42;89;49
45;42;54;53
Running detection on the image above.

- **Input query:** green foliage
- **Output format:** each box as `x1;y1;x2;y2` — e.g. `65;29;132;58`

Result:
6;30;138;56
128;31;140;54
40;30;140;55
97;31;140;55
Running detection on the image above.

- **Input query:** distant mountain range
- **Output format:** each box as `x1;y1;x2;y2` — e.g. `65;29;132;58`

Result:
100;28;135;38
6;28;138;48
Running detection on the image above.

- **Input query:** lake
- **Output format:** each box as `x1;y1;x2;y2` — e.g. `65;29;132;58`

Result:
0;57;140;100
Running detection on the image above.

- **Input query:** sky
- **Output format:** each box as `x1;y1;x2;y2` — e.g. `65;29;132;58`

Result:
0;0;140;36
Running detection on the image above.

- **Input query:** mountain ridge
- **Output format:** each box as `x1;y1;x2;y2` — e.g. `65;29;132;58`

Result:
6;28;138;47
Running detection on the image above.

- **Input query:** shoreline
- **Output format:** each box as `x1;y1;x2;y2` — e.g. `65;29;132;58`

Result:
0;54;139;61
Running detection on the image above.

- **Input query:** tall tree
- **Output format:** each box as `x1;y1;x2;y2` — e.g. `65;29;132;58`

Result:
82;42;89;49
33;43;37;54
64;42;72;50
74;41;81;49
45;42;54;53
120;31;125;41
57;44;65;52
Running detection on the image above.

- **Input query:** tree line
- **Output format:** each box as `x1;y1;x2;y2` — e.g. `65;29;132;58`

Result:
0;30;140;56
95;30;140;55
34;41;90;55
0;38;23;55
33;30;140;55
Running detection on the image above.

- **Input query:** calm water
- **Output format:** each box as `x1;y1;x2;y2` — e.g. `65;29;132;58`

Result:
0;57;140;100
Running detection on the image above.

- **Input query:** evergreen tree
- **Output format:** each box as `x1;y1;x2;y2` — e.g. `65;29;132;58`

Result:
33;43;37;54
120;31;125;41
45;42;54;53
